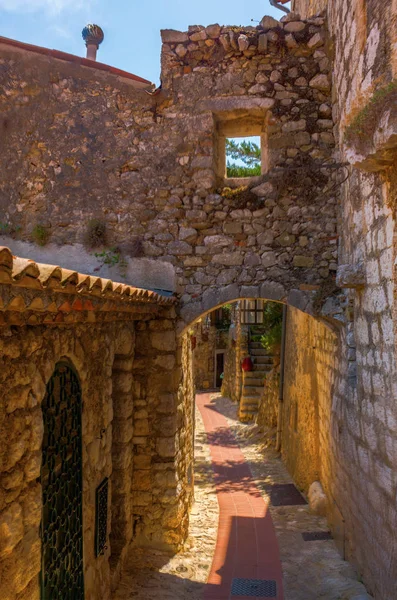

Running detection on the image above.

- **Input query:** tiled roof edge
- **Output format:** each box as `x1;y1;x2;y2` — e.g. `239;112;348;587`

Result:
0;35;152;87
0;246;175;306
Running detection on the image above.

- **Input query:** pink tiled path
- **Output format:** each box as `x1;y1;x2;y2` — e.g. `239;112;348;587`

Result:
196;393;284;600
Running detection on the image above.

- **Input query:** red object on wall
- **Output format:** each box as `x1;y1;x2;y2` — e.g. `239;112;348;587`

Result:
241;357;253;372
191;336;197;350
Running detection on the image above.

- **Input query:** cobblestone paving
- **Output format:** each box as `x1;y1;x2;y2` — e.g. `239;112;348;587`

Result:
114;393;372;600
113;406;218;600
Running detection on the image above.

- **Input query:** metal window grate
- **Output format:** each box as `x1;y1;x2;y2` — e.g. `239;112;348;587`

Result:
231;578;277;597
95;478;109;557
302;531;332;542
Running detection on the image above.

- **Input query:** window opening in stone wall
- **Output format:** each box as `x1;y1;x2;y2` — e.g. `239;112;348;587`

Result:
226;136;261;178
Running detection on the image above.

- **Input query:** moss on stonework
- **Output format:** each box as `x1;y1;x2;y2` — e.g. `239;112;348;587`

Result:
32;224;50;246
220;185;261;209
344;80;397;150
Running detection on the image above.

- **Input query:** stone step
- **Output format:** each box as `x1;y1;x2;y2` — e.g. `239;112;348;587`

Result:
245;371;268;380
250;342;264;349
243;385;263;395
254;356;273;365
250;348;271;356
240;396;260;405
244;378;264;387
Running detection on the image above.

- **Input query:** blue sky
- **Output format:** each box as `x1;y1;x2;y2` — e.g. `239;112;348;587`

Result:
0;0;291;84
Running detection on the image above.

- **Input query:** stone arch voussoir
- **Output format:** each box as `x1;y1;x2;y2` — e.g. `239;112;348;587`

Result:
178;281;316;334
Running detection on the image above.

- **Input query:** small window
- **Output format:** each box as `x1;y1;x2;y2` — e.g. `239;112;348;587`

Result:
226;136;261;178
241;299;265;325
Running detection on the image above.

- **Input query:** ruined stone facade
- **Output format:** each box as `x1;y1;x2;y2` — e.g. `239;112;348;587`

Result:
0;16;338;327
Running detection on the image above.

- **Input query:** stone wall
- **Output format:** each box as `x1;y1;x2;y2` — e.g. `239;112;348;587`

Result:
192;322;228;390
281;307;339;492
221;318;248;404
291;0;327;18
0;259;194;600
256;362;280;430
0;16;338;326
131;319;194;553
0;321;135;600
285;3;397;597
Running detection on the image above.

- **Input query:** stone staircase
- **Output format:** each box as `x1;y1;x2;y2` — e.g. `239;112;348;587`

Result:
239;341;273;422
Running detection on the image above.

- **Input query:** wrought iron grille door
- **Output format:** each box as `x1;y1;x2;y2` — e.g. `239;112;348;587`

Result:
41;362;84;600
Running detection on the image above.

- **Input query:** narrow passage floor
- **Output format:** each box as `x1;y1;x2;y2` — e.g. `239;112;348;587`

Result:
114;393;371;600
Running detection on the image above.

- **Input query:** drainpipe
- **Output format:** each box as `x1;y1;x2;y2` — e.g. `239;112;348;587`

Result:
276;304;288;451
269;0;291;15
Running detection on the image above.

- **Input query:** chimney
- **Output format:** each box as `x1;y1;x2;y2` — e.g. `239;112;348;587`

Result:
82;24;104;61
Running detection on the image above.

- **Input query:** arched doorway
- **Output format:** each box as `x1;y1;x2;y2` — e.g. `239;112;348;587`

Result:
40;361;84;599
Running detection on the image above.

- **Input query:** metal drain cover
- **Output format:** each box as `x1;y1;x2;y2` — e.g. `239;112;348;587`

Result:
302;531;332;542
231;578;277;597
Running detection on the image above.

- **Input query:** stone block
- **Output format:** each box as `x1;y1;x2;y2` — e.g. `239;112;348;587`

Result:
134;470;152;491
307;32;324;49
0;502;24;559
112;372;133;394
5;385;31;414
132;492;152;506
161;30;188;43
150;330;176;351
154;355;176;370
308;481;327;516
258;34;268;53
212;252;244;266
309;74;330;91
134;454;151;470
157;437;177;458
205;24;221;39
284;21;306;32
238;34;249;52
261;251;278;268
260;15;280;30
336;263;366;289
134;419;150;436
293;255;314;268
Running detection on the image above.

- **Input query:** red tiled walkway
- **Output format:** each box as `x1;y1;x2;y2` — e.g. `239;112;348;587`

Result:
196;393;283;600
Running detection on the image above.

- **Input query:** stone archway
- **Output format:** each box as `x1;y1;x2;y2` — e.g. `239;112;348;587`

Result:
179;281;317;333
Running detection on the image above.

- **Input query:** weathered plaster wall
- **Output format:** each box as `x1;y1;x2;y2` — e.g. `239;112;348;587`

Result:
0;16;338;325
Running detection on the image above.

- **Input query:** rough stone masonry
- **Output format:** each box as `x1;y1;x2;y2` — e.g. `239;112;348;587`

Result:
0;12;337;327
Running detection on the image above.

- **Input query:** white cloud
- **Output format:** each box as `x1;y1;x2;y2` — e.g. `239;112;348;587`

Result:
0;0;91;15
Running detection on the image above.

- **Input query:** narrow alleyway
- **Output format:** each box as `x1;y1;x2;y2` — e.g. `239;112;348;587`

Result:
114;393;371;600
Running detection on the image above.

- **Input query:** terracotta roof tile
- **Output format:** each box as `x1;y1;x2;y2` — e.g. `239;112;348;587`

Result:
0;246;175;309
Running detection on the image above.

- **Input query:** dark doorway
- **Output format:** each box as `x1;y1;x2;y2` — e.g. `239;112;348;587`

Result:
215;352;225;388
40;362;84;600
